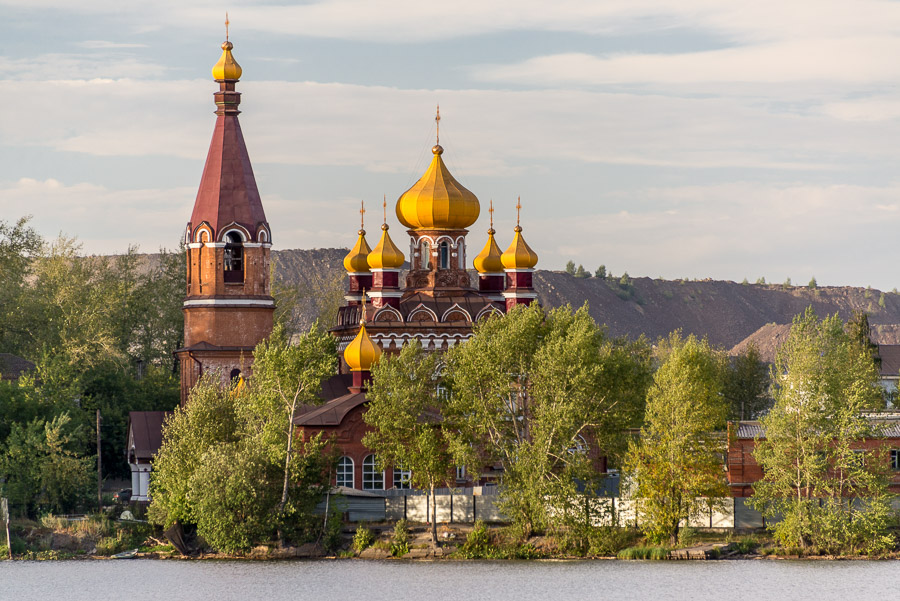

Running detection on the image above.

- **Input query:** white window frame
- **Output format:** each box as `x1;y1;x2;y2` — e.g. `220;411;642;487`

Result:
363;454;384;491
393;466;411;490
336;456;354;488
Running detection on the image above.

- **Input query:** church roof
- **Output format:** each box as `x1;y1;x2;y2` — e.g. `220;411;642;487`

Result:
0;353;35;382
294;392;367;427
189;39;269;243
128;411;172;462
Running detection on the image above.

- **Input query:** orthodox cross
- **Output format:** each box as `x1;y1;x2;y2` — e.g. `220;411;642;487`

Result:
359;200;366;230
516;196;522;227
435;104;441;145
225;13;230;41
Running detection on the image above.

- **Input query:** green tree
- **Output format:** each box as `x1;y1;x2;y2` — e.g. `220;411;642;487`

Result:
624;332;728;545
364;341;449;544
246;324;336;517
847;310;881;370
619;272;631;287
723;343;770;420
756;277;766;285
444;304;652;538
565;260;576;275
574;264;589;278
595;265;606;279
750;309;893;554
808;277;817;290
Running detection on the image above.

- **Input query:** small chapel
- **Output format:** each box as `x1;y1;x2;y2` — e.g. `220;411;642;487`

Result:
128;33;543;498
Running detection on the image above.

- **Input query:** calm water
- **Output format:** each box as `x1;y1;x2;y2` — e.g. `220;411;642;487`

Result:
2;559;900;601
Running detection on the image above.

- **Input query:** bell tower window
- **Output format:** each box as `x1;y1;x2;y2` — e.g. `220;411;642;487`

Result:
439;241;450;269
224;232;244;283
421;240;432;270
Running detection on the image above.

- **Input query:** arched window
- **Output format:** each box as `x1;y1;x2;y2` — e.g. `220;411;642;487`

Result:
224;231;244;283
229;368;241;382
393;466;411;490
439;241;450;269
336;456;354;488
362;454;384;490
421;240;432;270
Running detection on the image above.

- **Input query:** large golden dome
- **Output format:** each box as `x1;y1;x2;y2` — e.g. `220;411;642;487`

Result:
343;229;371;273
368;224;405;270
501;225;539;270
344;322;382;372
395;145;480;230
212;41;242;81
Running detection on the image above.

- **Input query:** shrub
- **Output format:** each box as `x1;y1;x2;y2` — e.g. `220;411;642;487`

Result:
617;545;670;560
457;520;497;558
321;507;344;553
391;519;409;557
352;524;375;553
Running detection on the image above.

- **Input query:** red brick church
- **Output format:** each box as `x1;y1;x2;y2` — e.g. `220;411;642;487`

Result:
129;35;542;497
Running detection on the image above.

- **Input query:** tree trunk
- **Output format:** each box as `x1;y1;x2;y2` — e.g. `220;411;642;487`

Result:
280;398;299;513
430;483;438;545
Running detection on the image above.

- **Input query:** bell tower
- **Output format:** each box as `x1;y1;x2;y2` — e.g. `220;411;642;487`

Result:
175;27;274;404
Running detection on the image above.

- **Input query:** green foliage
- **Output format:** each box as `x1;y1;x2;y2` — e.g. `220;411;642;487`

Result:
616;545;670;560
391;519;410;557
751;308;894;555
149;327;337;553
556;525;639;557
879;293;886;309
619;272;632;287
320;505;345;553
364;341;449;543
444;304;652;538
808;277;817;289
0;413;93;517
565;260;576;275
847;310;881;370
782;277;792;290
723;342;771;420
574;264;589;278
624;332;729;545
595;265;606;279
756;277;766;285
353;524;375;552
741;278;749;285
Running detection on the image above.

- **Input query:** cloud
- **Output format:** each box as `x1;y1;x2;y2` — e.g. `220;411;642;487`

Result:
75;40;148;49
0;53;167;80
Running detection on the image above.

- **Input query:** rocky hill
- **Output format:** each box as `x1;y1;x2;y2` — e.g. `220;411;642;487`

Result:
263;249;900;353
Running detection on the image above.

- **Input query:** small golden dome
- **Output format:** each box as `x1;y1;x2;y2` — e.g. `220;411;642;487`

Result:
368;224;405;270
212;40;243;81
396;145;480;230
474;229;504;273
344;322;382;372
343;229;371;273
501;225;539;270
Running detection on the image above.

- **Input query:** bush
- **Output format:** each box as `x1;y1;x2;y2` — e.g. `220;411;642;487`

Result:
457;520;497;558
391;519;409;557
732;536;760;555
556;526;639;557
617;546;670;560
321;507;344;553
353;524;375;553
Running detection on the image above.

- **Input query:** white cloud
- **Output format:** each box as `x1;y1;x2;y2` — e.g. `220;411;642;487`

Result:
0;53;167;80
75;41;148;49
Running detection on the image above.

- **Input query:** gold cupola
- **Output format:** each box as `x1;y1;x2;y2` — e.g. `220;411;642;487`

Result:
368;198;405;269
395;107;480;230
501;198;539;270
343;321;382;372
474;200;504;273
212;16;242;81
343;201;372;273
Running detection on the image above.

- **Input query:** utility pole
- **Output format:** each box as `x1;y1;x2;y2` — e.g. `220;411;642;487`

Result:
2;498;10;559
96;409;102;514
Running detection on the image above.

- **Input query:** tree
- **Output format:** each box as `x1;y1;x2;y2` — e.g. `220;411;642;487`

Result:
574;264;589;278
595;265;606;279
750;309;893;554
847;310;881;370
444;303;652;538
619;272;631;287
363;341;449;544
624;332;728;545
246;324;336;518
723;343;770;420
808;277;817;290
565;260;576;275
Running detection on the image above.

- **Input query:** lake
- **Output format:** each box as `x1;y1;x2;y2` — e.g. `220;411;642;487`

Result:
2;559;898;601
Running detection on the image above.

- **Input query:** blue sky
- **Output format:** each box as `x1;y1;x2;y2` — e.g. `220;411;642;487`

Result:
4;1;900;289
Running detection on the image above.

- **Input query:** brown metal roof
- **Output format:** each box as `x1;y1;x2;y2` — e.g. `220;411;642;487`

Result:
0;354;35;381
128;411;172;461
294;392;367;427
879;344;900;378
189;114;268;242
734;415;900;439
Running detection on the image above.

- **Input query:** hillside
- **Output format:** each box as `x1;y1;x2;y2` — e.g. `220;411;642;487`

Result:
265;249;900;351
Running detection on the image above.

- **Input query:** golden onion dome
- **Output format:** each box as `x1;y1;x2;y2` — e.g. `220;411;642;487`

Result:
501;225;539;270
212;41;242;81
368;224;405;270
343;229;372;273
344;322;382;372
473;228;504;273
396;145;480;230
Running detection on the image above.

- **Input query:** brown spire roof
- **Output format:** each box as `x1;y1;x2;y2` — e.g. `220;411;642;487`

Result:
188;40;269;243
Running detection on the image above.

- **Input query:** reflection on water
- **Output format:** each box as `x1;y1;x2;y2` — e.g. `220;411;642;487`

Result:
1;558;896;601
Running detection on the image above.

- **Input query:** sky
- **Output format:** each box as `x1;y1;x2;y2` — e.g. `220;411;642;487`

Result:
4;1;900;289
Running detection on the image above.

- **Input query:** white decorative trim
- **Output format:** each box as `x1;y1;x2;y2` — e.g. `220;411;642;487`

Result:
369;268;401;274
407;304;439;322
187;243;204;249
478;272;505;277
503;268;535;273
441;303;473;323
475;305;504;321
243;242;263;248
219;222;251;243
366;291;403;298
372;305;404;322
502;291;538;299
183;298;275;307
204;242;227;248
343;294;364;301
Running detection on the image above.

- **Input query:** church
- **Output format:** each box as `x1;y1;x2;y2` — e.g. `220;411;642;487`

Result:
128;33;542;498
